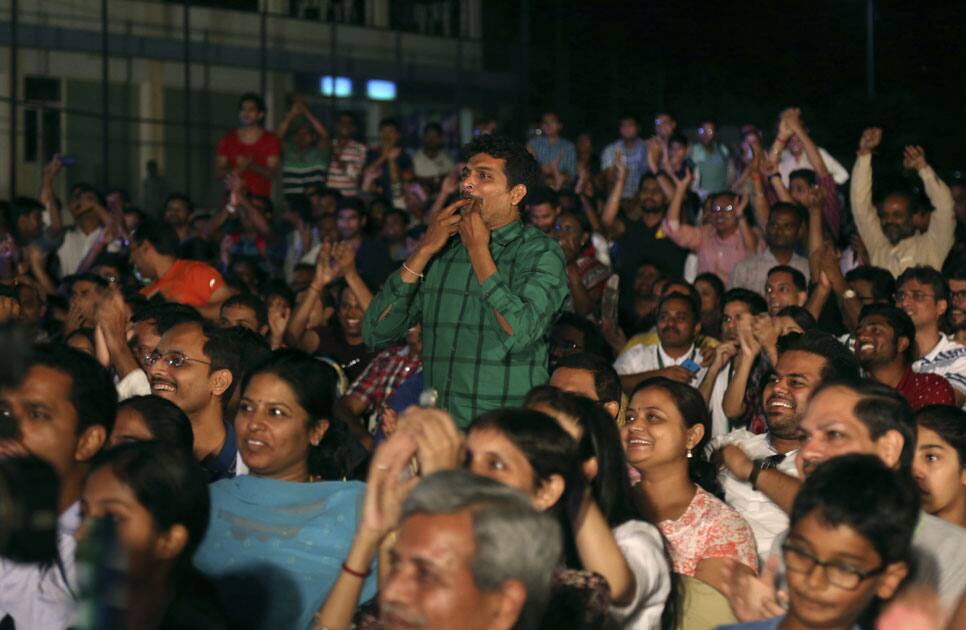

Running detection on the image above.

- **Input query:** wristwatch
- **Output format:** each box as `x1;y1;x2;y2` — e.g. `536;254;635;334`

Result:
748;457;778;490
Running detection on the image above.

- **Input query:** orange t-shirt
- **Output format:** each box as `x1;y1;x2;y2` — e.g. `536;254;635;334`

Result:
141;259;224;307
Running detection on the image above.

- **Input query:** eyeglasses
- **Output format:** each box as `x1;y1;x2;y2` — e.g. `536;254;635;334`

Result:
951;290;966;301
710;204;735;214
895;290;935;303
144;351;212;369
782;543;885;590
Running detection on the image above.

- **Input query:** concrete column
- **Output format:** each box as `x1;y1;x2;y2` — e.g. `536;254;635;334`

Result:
138;60;165;184
370;0;390;28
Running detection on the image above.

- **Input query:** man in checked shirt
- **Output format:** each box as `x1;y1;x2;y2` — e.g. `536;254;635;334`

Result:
363;135;569;428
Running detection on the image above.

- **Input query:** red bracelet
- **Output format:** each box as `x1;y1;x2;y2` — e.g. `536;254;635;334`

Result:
341;561;371;578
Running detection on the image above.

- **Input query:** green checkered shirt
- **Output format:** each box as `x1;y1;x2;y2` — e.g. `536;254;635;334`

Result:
363;220;569;428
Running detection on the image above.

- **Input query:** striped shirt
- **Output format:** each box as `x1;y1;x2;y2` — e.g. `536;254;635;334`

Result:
363;221;569;428
281;144;328;195
326;139;367;196
913;333;966;397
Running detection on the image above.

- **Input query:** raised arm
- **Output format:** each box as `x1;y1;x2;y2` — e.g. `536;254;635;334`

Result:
722;314;760;420
601;150;627;231
734;194;759;253
662;168;703;252
275;100;302;140
285;243;338;352
905;145;956;257
783;108;829;179
850;128;889;255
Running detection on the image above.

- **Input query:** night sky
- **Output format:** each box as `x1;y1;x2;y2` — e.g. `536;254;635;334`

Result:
489;0;965;172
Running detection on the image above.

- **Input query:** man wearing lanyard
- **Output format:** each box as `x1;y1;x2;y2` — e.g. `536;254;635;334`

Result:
614;291;706;391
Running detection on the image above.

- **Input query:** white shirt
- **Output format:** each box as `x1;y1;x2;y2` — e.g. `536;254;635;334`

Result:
411;148;455;180
707;362;734;438
0;502;80;628
609;520;671;629
913;333;966;397
613;342;707;388
711;430;799;562
778;146;849;186
57;226;103;277
728;248;810;293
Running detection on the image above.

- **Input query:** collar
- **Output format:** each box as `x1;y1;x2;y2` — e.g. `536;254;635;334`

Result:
657;343;696;366
896;366;915;390
490;219;523;246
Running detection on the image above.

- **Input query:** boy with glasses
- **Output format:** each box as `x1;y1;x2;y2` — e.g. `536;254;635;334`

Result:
718;454;918;630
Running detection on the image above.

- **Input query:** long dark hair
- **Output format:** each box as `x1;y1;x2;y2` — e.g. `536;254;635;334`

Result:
88;442;209;575
117;395;194;453
469;408;585;567
631;377;722;497
240;349;354;480
523;386;639;527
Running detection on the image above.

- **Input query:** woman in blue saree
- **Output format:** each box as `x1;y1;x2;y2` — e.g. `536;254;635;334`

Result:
193;349;375;630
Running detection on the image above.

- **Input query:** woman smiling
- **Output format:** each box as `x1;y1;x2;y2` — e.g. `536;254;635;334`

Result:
193;349;373;630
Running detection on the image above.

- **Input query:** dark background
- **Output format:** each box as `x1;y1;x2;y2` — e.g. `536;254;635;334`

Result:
485;0;965;175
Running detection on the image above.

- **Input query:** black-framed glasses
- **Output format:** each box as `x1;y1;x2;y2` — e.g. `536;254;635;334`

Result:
781;543;885;590
145;351;212;369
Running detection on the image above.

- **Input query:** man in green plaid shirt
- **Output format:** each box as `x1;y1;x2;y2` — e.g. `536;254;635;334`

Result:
363;135;569;428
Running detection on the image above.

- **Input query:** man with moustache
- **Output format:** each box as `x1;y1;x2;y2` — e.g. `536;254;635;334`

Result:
724;380;966;619
712;330;861;559
854;304;954;410
614;292;707;391
363;135;568;428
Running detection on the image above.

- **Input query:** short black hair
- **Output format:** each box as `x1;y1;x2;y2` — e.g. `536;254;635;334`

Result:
461;135;541;199
116;395;194;453
27;344;117;436
524;186;559;209
552;352;622;406
777;330;862;383
791;454;919;566
378;117;401;132
422;122;443;136
788;168;816;187
858;304;917;364
238;92;266;113
722;288;769;316
775;305;818;332
811;378;915;471
770;201;808;226
261;279;295;309
896;265;948;302
163;193;194;214
658;289;700;323
916;405;966;468
196;324;244;407
132;218;180;257
846;266;896;303
221;293;268;329
337;196;366;216
68;272;109;291
768;265;807;292
668;131;689;148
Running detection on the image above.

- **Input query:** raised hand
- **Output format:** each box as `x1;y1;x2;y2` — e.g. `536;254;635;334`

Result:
858;127;882;155
751;313;779;352
719;555;787;622
711;340;738;371
267;299;291;344
359;431;421;542
903;145;927;171
803;184;827;210
736;313;762;360
332;241;358;277
397;406;465;476
311;241;340;291
420;198;469;256
610;149;627;182
669;166;693;191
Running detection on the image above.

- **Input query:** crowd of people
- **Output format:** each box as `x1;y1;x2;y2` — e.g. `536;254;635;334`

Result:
1;91;966;630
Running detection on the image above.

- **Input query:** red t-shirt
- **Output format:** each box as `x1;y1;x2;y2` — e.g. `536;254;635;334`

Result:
217;129;281;197
141;259;225;308
896;368;956;411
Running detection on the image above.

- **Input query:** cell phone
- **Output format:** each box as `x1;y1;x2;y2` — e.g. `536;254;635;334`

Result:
681;359;701;373
56;154;77;167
